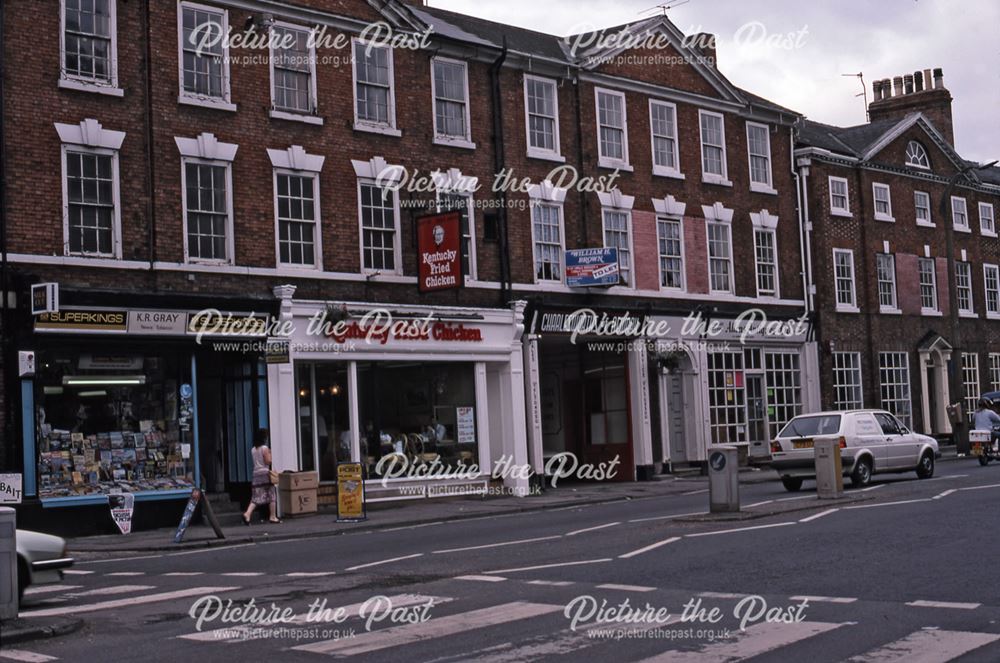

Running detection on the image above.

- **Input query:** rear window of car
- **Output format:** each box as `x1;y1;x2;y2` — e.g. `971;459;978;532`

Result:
779;415;842;438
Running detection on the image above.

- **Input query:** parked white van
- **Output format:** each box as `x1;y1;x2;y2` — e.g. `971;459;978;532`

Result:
769;410;940;491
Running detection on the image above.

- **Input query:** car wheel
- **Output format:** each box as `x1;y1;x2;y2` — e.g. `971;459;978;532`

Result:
17;556;28;601
780;476;804;492
916;451;935;479
980;455;991;466
851;457;873;487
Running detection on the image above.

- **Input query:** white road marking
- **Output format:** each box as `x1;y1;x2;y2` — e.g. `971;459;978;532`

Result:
686;522;797;538
628;511;705;523
566;522;620;536
61;570;93;575
697;591;750;599
292;602;563;656
485;558;613;575
66;584;154;598
906;600;981;610
525;580;574;587
163;572;204;577
776;495;815;502
848;628;1000;662
432;535;562;554
790;595;857;604
0;650;58;662
744;499;774;508
78;554;163;565
860;484;886;492
959;483;1000;491
596;584;656;593
929;474;969;480
105;572;145;577
682;489;709;496
220;572;265;577
636;620;845;662
844;498;932;509
455;575;508;583
379;521;444;532
22;585;81;596
285;572;335;577
799;508;840;523
345;553;422;571
619;536;682;559
933;489;958;500
18;586;238;618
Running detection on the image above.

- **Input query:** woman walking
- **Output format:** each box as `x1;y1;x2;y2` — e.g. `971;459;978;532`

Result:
243;429;281;525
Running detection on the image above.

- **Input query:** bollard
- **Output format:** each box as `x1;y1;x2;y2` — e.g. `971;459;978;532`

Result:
708;446;740;513
814;439;844;499
0;507;17;620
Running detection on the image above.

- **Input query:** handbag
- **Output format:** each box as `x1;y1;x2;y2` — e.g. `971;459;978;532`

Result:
268;469;279;485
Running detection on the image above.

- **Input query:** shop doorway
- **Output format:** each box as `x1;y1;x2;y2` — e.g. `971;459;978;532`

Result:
746;375;770;461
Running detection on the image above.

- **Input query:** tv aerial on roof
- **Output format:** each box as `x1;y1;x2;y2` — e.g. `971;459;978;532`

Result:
642;0;691;16
842;72;870;121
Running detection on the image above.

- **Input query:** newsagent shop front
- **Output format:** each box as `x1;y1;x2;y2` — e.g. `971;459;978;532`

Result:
266;290;534;502
16;305;270;532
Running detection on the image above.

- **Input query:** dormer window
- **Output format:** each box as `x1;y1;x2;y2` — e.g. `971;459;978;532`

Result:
905;140;930;169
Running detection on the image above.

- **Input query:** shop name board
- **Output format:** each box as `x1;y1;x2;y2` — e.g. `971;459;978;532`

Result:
129;310;187;335
36;309;127;331
35;307;272;339
533;309;648;336
417;211;462;293
565;248;620;288
329;320;483;345
0;474;22;504
31;283;59;315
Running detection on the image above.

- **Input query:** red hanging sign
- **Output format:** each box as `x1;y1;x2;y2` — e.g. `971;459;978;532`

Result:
417;212;462;292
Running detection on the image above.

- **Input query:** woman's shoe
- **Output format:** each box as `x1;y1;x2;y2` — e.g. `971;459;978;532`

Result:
242;515;251;526
268;518;282;524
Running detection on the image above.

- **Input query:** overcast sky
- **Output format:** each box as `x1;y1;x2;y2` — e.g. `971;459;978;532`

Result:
428;0;1000;162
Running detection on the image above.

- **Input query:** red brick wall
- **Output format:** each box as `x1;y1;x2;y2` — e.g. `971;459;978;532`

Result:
631;211;659;290
896;254;921;315
684;217;708;294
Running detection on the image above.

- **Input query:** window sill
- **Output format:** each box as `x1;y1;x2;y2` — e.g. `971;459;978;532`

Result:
277;262;322;271
178;95;237;112
59;77;124;97
750;183;778;195
527;149;566;164
987;312;1000;321
921;309;943;317
982;230;998;238
186;258;234;267
710;288;735;296
653;167;685;180
960;311;979;319
66;251;121;260
836;305;861;314
916;221;936;228
702;175;733;187
269;109;324;126
880;307;903;315
353;122;401;138
875;215;896;223
433;137;477;150
830;209;853;218
598;158;633;172
954;226;972;234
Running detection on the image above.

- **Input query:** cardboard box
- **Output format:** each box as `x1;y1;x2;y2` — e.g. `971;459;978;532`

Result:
278;471;319;491
279;488;318;516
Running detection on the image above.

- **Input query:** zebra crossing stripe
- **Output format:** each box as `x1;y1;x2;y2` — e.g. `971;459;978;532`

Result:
22;585;82;596
636;620;845;662
18;586;238;618
0;649;58;662
847;628;1000;662
65;584;154;598
292;601;563;656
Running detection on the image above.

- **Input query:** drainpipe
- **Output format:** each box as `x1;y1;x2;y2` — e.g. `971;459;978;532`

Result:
792;129;812;315
854;165;879;411
142;0;157;270
0;1;11;465
573;73;589;247
489;38;510;306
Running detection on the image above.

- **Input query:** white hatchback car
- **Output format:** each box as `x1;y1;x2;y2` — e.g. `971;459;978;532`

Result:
770;410;940;491
16;529;74;600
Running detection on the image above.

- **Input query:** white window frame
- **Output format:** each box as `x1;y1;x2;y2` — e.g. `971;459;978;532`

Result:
957;261;976;316
699;110;731;186
980;202;996;237
60;145;122;259
351;37;399;137
430;57;475;149
985;263;1000;319
649;100;682;179
177;1;235;111
879;352;913;428
746;121;776;194
181;157;235;265
872;183;894;222
914;190;933;227
963;353;981;422
952;196;970;232
435;189;478;281
832;352;864;410
530;202;566;284
905;141;930;169
876;253;899;313
268;22;321;125
656;215;685;291
829;176;851;217
356;179;402;275
707;221;734;295
989;353;1000;391
833;248;858;312
918;257;939;314
594;88;631;171
753;227;779;297
273;169;322;270
59;0;122;96
523;74;563;162
602;207;635;289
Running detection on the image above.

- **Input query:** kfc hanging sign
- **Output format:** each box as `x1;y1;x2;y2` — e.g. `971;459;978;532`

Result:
418;211;462;292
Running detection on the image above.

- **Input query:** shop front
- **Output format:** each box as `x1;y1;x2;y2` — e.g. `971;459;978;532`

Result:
266;287;533;500
17;304;270;531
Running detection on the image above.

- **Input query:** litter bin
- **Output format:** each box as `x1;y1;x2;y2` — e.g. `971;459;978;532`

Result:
708;446;740;513
0;507;16;620
278;471;319;517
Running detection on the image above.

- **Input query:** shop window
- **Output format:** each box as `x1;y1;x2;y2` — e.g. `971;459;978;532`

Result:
296;364;315;473
708;351;746;444
34;348;194;498
878;352;912;428
832;352;863;410
582;352;628;446
765;351;802;438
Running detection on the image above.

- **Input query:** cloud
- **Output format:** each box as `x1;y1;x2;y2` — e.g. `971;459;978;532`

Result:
428;0;1000;161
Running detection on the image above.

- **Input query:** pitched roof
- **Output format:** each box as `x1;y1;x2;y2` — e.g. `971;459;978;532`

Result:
412;5;569;61
798;118;900;157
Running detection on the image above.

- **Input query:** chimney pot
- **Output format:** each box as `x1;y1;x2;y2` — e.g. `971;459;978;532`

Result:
924;69;933;90
904;74;914;94
893;76;904;97
913;71;924;92
872;80;883;101
933;68;945;89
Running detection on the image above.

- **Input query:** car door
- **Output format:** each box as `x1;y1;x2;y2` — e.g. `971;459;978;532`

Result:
888;414;922;468
854;413;888;468
873;412;906;469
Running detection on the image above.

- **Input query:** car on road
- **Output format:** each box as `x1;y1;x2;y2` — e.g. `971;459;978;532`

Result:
17;529;74;600
770;410;940;491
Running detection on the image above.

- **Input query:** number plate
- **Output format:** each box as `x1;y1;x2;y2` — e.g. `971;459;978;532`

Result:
793;439;814;449
972;444;983;456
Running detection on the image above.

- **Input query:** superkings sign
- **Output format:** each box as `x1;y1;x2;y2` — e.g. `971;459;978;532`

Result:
418;211;462;292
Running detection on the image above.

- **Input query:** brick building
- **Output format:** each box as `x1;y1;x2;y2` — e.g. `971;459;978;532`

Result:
0;0;818;528
797;68;1000;439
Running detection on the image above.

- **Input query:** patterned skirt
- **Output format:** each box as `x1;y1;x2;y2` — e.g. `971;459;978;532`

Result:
251;473;275;506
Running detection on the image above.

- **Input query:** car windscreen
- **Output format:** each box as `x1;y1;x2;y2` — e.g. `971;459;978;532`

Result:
779;415;842;438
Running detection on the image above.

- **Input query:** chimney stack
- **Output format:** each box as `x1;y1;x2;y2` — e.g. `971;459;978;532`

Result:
868;66;954;145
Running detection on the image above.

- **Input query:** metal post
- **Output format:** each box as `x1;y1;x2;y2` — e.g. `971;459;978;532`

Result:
0;507;17;620
708;446;739;513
